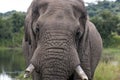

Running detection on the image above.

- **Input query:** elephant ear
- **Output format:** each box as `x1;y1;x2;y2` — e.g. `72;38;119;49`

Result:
76;18;103;80
77;18;92;79
74;2;92;78
23;0;38;65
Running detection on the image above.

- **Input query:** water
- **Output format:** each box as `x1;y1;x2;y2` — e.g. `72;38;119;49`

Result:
0;49;26;80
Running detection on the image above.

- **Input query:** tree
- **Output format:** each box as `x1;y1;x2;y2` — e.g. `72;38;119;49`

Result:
0;11;25;47
116;0;120;2
0;18;13;39
91;10;120;46
10;12;25;32
117;24;120;35
87;0;120;17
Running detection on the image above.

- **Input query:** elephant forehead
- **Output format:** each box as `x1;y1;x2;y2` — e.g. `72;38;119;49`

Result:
37;0;82;10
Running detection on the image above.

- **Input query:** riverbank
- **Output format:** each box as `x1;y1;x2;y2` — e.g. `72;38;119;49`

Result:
0;48;25;80
0;47;22;51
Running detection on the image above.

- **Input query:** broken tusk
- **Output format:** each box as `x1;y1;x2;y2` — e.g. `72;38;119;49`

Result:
24;64;35;78
24;71;30;78
75;65;88;80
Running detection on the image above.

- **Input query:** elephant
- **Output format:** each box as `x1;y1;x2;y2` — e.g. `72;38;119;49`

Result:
22;0;102;80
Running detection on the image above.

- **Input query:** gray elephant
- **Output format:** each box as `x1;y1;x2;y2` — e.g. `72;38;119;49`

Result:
22;0;102;80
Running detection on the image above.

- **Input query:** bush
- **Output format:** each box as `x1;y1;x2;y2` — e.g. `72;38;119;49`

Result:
91;10;120;47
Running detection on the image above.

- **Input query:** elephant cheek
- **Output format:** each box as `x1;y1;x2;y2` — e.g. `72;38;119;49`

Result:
70;48;88;80
70;47;80;69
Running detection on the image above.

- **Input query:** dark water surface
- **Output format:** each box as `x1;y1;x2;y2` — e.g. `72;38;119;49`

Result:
0;49;25;80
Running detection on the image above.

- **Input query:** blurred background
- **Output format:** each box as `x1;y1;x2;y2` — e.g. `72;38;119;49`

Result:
0;0;120;80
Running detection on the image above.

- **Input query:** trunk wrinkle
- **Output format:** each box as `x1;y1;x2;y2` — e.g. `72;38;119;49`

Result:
30;29;80;80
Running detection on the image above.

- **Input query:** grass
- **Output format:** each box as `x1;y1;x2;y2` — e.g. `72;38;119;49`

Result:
94;62;120;80
16;72;32;80
94;48;120;80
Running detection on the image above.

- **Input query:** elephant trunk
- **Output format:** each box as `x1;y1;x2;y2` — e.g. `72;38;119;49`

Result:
24;30;88;80
36;47;70;80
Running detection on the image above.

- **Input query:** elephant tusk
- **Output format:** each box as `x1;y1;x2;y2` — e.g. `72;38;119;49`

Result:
75;65;88;80
24;64;35;78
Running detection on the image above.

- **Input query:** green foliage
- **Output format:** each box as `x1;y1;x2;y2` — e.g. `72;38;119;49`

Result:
0;27;24;47
91;10;120;47
0;18;13;39
0;11;25;47
87;0;120;17
109;35;120;48
116;23;120;35
0;10;16;18
116;0;120;2
87;0;120;47
10;12;25;32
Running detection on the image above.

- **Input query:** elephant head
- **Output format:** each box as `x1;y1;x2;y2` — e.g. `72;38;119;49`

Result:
22;0;102;80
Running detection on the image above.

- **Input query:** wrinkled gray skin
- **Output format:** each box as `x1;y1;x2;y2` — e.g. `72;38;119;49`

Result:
22;0;102;80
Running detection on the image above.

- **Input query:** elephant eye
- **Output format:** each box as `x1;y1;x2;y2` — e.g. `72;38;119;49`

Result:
75;31;81;48
76;31;81;39
76;28;83;40
35;24;40;34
